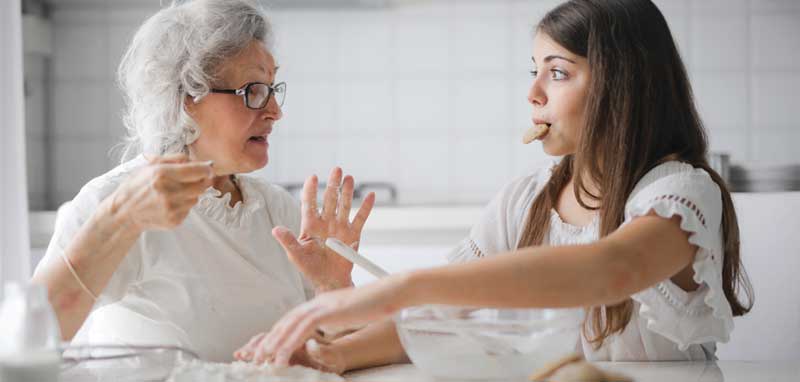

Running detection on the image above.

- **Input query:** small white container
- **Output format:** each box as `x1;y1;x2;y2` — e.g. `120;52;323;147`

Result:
0;282;62;382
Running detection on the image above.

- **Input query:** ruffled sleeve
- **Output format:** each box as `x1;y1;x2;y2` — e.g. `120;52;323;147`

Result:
624;162;734;350
446;164;552;263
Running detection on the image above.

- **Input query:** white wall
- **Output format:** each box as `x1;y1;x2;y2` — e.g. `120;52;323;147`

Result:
30;0;800;207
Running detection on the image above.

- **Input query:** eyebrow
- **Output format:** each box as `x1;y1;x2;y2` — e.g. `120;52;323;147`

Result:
239;65;278;86
531;55;577;64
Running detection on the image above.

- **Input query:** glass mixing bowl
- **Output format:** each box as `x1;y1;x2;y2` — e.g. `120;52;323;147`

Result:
394;305;584;380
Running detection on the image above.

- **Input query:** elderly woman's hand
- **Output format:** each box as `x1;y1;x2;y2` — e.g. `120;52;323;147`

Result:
111;154;213;232
234;331;346;374
238;273;412;367
272;167;375;293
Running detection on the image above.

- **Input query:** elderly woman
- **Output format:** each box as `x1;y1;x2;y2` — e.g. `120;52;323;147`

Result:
31;0;374;362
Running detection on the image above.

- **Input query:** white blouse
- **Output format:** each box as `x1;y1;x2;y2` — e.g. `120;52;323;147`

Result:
447;160;733;361
34;156;314;362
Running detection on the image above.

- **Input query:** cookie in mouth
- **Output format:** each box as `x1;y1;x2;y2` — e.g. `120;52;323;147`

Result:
522;123;550;144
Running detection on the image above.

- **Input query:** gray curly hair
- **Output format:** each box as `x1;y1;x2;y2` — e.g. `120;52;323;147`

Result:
117;0;272;162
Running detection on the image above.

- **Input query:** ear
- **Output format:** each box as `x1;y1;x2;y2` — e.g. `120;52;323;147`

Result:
184;94;199;116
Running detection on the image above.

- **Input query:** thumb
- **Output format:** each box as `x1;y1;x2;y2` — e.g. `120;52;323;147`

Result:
305;339;344;374
272;226;304;260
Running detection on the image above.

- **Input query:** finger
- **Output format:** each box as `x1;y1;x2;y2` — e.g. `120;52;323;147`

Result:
273;227;304;263
258;311;302;364
351;192;375;233
149;153;189;165
274;312;324;367
321;167;342;223
337;175;354;224
253;333;274;364
178;177;213;199
263;304;320;361
158;161;214;183
301;175;319;220
234;332;266;361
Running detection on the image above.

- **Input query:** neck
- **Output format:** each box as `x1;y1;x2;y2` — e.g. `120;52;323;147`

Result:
212;174;243;207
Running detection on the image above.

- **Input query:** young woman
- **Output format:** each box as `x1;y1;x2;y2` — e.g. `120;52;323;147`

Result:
235;0;753;370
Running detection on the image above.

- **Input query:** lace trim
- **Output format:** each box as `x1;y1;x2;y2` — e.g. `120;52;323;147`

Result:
467;238;485;259
549;209;599;235
648;194;707;228
653;281;709;317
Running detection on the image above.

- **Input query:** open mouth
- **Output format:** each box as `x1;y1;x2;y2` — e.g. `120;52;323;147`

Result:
248;135;267;143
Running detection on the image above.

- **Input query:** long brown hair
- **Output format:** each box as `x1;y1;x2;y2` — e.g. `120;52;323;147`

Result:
516;0;753;347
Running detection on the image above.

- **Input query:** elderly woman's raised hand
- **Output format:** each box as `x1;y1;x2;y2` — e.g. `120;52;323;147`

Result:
272;167;375;293
111;154;213;232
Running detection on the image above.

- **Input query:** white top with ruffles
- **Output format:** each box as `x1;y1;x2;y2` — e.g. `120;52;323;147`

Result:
34;155;314;362
446;160;731;361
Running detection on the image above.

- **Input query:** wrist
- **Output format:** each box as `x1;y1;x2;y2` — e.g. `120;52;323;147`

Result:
388;271;426;312
99;190;143;239
314;278;354;294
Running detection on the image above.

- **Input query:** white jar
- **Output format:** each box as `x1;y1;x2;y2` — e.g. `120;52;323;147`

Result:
0;282;62;382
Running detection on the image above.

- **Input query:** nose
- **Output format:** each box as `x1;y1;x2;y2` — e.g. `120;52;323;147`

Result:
262;95;283;121
527;76;547;107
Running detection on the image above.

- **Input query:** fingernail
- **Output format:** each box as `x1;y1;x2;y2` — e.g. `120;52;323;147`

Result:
205;160;214;167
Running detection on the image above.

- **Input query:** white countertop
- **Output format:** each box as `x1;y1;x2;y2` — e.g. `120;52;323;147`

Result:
344;361;800;382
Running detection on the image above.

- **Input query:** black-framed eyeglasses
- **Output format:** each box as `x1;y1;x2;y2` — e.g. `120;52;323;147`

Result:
210;82;286;109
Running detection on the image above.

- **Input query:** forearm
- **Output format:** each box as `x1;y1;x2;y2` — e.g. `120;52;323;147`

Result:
332;319;409;372
31;195;142;340
406;241;637;310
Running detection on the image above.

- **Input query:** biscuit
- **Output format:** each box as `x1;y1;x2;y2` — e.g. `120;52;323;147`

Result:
522;124;550;144
528;353;582;381
550;362;633;382
529;353;633;382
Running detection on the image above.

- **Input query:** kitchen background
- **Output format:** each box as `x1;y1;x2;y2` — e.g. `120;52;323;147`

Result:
15;0;800;361
22;0;800;210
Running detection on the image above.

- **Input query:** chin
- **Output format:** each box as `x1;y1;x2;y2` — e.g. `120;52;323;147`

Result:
542;141;576;157
252;154;269;171
236;155;268;174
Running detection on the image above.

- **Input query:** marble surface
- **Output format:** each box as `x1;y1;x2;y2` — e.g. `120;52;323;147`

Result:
344;361;800;382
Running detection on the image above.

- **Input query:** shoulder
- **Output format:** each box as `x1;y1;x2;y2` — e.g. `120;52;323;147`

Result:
483;161;557;233
67;155;149;215
626;161;723;233
631;161;719;196
496;160;557;208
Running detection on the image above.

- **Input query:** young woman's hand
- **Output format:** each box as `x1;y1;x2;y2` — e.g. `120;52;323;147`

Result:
272;167;375;292
243;274;413;367
110;154;213;232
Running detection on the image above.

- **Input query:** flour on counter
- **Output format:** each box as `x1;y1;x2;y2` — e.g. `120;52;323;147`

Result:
167;359;344;382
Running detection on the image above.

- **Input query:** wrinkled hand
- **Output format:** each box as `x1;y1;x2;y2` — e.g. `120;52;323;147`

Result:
234;332;346;374
241;276;409;367
110;154;213;232
273;167;375;293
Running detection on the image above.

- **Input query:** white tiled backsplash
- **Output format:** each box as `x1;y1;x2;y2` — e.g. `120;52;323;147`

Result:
23;0;800;209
